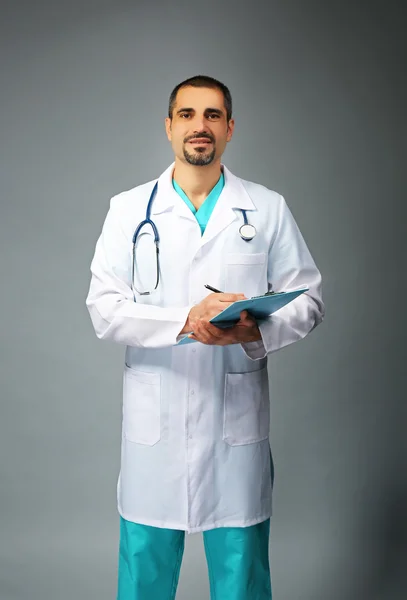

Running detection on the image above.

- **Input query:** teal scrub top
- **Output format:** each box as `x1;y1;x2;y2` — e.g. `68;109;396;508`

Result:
172;172;225;235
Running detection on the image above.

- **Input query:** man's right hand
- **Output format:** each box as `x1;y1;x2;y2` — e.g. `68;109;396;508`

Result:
180;292;246;334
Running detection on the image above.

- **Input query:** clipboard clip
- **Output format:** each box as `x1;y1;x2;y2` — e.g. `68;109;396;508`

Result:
250;290;280;299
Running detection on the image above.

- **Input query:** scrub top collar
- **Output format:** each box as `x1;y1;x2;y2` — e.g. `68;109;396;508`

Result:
172;172;225;234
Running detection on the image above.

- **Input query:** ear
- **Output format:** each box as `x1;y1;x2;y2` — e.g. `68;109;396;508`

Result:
165;117;172;141
226;118;235;143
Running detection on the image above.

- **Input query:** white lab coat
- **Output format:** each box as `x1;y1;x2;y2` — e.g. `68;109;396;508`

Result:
86;163;324;533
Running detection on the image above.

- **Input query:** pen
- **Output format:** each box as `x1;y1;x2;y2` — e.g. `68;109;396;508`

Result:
205;284;223;293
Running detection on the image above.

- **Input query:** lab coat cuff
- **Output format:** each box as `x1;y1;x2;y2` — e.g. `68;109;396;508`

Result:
240;321;270;360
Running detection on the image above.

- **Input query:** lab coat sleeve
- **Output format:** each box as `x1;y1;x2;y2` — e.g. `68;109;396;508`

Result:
85;195;192;348
241;195;324;360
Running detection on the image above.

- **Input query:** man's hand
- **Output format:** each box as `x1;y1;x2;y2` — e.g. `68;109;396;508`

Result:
180;293;246;334
187;310;262;346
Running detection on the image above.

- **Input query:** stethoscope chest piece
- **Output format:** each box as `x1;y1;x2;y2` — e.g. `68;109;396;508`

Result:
239;223;256;241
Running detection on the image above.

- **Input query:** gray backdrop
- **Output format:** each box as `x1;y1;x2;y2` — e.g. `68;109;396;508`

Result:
1;1;406;599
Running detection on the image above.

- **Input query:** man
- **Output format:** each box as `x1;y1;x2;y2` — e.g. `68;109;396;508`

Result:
86;75;324;600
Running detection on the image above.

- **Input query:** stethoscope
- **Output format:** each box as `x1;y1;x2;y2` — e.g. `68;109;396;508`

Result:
132;181;257;296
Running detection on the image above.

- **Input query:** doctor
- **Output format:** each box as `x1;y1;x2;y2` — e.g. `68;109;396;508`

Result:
86;75;324;600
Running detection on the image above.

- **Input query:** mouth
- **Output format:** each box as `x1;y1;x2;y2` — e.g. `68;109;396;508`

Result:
187;138;213;145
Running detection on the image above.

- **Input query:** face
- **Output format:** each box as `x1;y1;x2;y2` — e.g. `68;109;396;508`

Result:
165;86;234;167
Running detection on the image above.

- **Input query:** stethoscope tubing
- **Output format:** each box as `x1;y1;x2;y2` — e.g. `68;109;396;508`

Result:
131;181;256;296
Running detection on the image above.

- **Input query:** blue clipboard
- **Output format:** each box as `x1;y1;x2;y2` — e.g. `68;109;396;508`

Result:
176;288;309;346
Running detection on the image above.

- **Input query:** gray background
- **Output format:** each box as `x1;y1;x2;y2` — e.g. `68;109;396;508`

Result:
1;1;406;599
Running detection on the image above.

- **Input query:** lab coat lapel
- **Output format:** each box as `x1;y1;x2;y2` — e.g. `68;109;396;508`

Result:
201;165;256;247
152;163;196;223
151;163;257;241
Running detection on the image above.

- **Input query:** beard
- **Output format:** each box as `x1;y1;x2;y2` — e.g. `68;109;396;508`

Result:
183;144;216;166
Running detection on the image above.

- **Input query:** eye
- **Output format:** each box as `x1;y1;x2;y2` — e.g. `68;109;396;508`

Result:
179;113;191;119
208;113;220;120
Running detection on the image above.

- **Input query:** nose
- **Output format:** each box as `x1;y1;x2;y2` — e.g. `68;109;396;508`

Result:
192;115;208;133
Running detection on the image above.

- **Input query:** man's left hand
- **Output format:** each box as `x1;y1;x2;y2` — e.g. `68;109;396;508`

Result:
188;310;262;346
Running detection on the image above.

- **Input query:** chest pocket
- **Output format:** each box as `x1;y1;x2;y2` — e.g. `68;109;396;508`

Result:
224;252;267;297
122;365;161;446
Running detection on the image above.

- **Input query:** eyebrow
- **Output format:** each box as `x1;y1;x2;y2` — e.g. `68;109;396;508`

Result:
176;107;224;115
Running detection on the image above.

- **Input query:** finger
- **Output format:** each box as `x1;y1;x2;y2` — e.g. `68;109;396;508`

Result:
193;320;215;345
197;320;232;345
200;320;225;338
192;318;223;339
222;326;254;345
218;293;246;303
201;321;237;344
238;310;254;325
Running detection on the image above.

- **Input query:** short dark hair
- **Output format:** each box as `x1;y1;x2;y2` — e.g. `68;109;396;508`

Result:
168;75;233;122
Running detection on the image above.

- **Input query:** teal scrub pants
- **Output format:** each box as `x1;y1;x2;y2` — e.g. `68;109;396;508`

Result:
117;516;272;600
117;453;274;599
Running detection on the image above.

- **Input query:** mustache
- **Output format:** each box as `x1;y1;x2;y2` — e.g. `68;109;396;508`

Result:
184;133;215;143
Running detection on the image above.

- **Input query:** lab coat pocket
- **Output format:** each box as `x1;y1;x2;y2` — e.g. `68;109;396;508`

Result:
223;366;270;446
123;365;161;446
225;252;267;296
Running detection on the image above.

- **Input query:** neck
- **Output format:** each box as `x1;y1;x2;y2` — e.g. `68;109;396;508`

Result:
172;158;222;208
